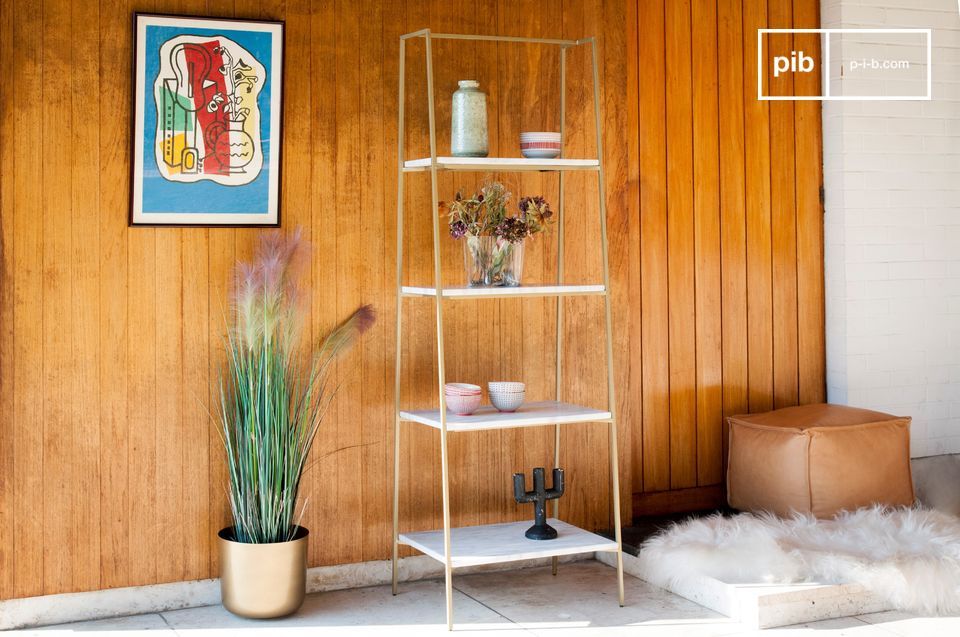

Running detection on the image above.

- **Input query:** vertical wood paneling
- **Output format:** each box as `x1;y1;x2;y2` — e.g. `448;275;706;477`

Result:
181;228;210;582
11;0;44;592
380;0;404;549
624;0;643;498
308;0;336;567
41;0;74;594
692;0;722;487
0;0;14;598
97;0;132;590
638;0;670;494
70;0;102;593
665;0;696;490
205;227;233;578
0;0;825;598
155;229;185;584
743;0;775;414
794;0;826;405
126;230;158;587
359;0;388;564
768;1;799;410
334;0;363;567
717;0;748;443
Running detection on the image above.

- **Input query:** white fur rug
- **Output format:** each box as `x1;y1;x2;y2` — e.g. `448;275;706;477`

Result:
638;506;960;615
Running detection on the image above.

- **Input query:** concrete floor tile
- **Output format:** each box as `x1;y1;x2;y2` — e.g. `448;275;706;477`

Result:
160;578;527;636
454;561;743;637
855;611;960;637
725;616;899;637
10;613;173;635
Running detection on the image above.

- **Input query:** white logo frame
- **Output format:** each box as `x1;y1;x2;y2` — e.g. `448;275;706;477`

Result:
758;28;932;102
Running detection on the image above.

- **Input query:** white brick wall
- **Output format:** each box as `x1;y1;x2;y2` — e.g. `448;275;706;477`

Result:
822;0;960;457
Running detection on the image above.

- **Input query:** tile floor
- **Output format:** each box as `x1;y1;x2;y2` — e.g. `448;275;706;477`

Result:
11;561;960;636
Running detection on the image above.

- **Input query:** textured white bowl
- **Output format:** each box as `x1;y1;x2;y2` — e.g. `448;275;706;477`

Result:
521;149;561;159
488;381;526;393
489;391;525;413
445;392;482;415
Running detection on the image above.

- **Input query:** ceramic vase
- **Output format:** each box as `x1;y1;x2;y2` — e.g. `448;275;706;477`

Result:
451;80;488;157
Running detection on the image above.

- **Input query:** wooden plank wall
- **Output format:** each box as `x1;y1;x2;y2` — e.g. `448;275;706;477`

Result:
631;0;824;512
0;0;823;598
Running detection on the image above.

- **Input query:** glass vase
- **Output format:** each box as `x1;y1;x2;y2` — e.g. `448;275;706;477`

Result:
462;235;493;287
493;240;524;287
462;237;524;287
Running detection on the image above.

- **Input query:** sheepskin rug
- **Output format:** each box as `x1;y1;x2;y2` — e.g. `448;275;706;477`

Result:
638;506;960;615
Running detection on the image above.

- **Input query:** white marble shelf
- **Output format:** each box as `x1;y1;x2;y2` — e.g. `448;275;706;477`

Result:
399;519;618;568
399;400;612;432
401;284;605;299
403;157;600;172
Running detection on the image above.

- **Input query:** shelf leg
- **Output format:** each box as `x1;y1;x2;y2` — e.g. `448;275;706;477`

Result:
441;430;454;631
590;37;625;608
392;36;407;598
423;31;455;631
610;421;625;606
552;44;568;580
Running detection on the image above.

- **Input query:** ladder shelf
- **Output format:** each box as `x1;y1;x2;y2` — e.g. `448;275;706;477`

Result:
391;29;624;631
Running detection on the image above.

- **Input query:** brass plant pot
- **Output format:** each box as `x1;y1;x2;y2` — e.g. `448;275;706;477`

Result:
218;526;309;618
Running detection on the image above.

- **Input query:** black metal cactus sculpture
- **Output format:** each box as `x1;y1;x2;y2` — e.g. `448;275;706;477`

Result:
513;467;565;540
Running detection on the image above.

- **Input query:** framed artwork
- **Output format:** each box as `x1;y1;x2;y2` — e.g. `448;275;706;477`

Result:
131;14;284;226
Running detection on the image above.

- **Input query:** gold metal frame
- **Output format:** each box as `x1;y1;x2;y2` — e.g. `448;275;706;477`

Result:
391;29;624;631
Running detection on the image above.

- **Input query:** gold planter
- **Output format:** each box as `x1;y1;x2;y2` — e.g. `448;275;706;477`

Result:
218;526;308;618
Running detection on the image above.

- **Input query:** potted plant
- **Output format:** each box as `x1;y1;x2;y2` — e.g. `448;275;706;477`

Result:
444;182;554;287
216;229;374;619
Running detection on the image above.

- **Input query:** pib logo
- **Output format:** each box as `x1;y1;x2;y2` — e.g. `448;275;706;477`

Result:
773;50;815;77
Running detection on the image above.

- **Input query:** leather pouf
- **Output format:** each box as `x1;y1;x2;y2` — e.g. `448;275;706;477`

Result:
726;403;915;518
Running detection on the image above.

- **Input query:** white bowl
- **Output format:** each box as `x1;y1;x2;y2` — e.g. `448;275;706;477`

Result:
489;381;526;393
489;391;525;413
521;148;561;159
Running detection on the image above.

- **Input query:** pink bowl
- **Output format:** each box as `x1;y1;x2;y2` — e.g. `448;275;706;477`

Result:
445;392;482;416
445;382;481;396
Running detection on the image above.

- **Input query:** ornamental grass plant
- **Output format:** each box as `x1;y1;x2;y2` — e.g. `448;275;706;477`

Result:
219;229;374;544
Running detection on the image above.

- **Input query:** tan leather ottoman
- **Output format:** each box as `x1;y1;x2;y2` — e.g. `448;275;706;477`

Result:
726;404;914;518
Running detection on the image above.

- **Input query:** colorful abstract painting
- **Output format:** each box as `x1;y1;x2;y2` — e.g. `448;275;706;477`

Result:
132;15;284;226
